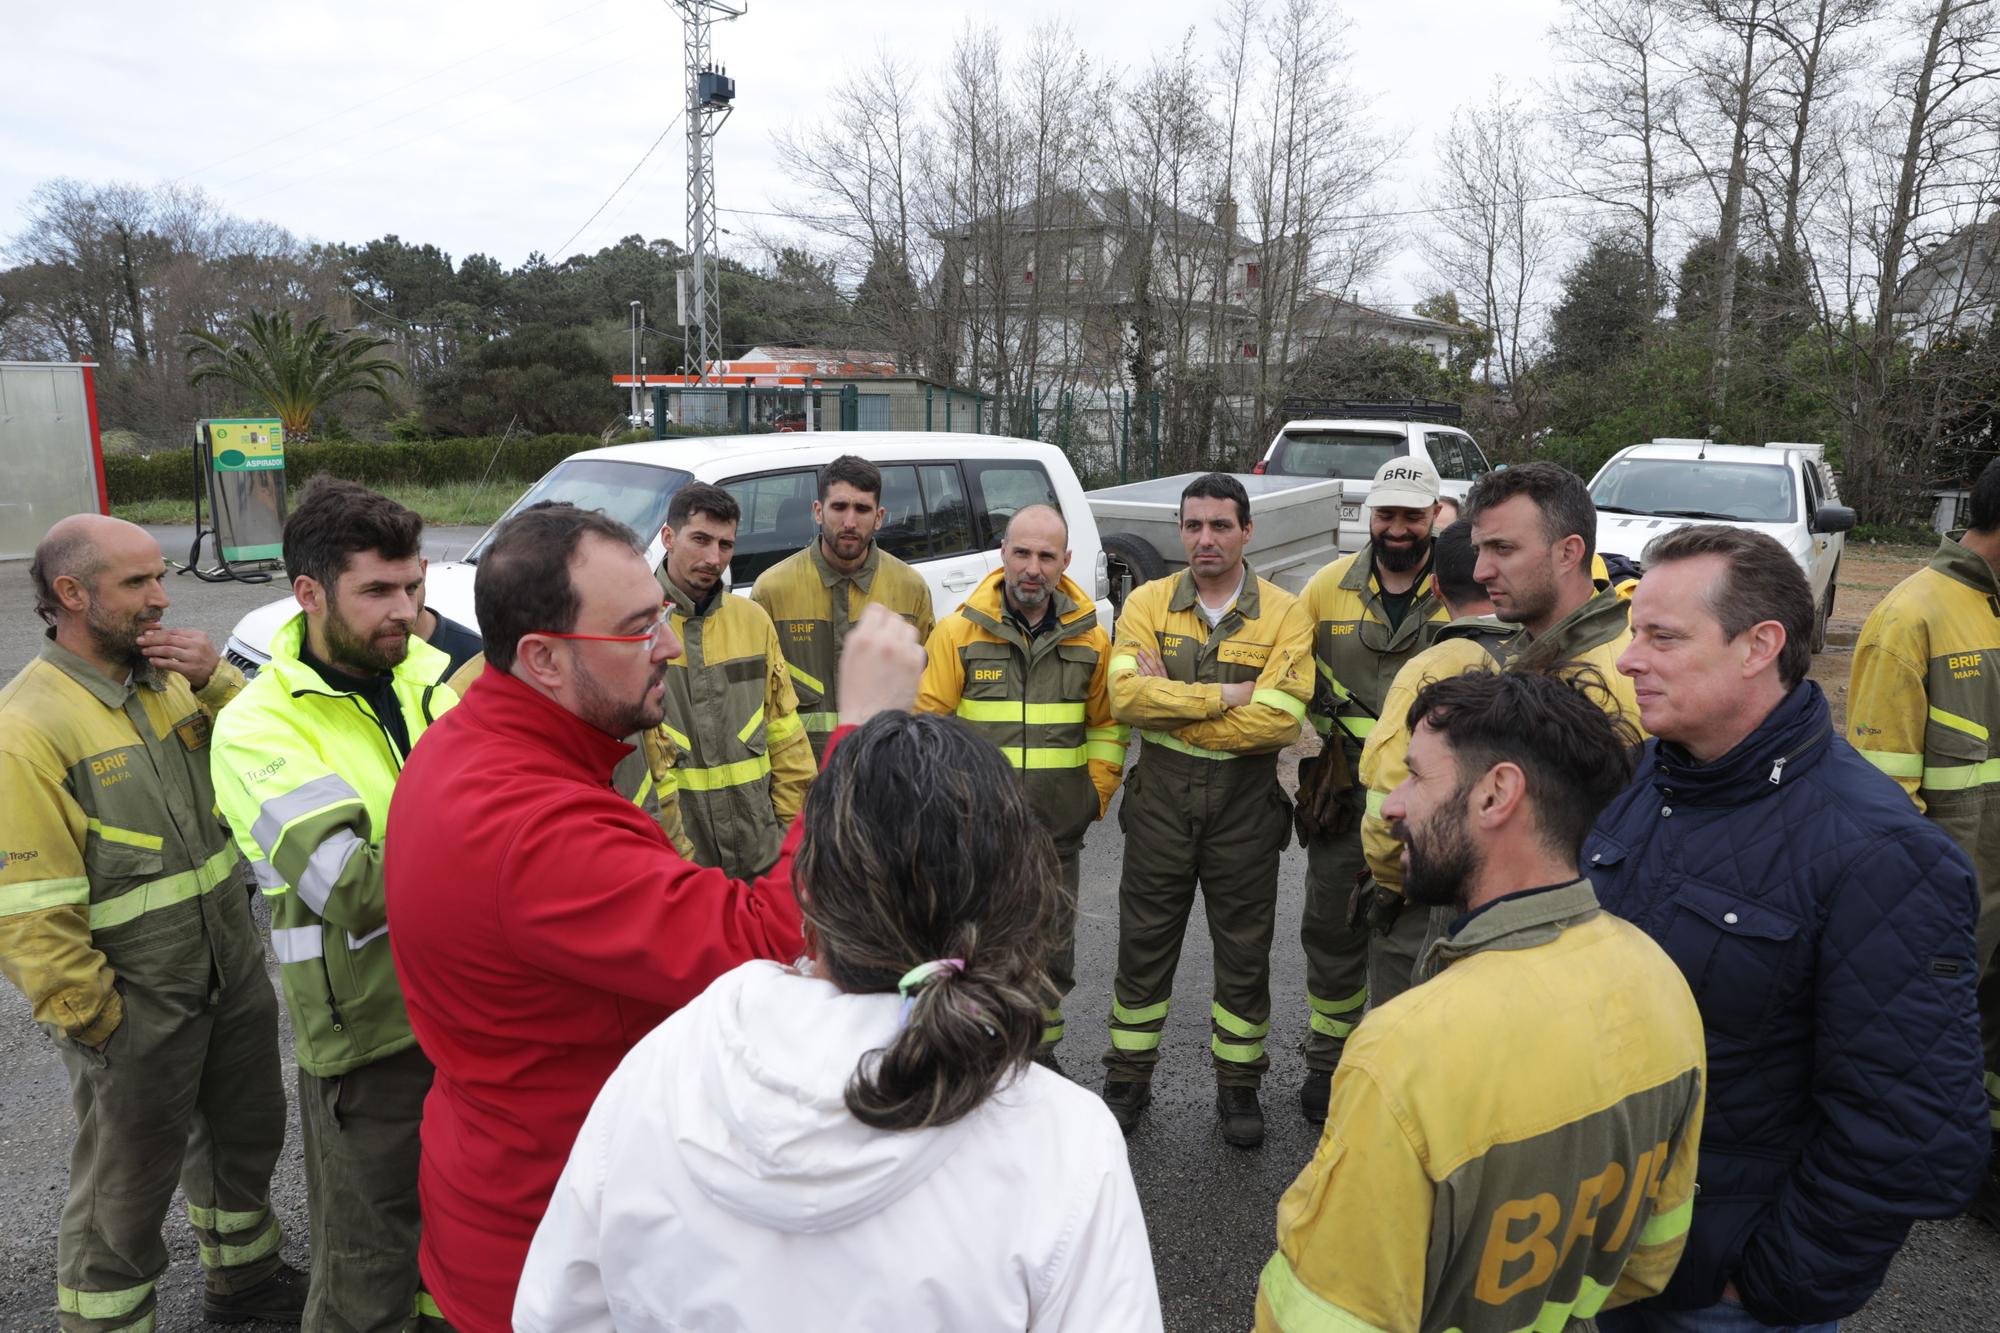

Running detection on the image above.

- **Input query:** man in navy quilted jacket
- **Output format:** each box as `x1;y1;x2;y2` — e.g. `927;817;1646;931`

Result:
1589;524;1987;1333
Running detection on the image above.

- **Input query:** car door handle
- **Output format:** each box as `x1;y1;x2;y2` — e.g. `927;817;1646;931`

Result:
942;575;976;591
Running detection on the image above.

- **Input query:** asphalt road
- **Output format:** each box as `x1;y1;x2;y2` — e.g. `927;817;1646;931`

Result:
0;533;1996;1330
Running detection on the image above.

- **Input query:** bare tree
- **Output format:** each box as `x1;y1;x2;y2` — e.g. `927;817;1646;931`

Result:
1675;0;1800;423
1547;0;1692;316
1849;0;2000;517
1425;80;1560;397
1243;0;1396;437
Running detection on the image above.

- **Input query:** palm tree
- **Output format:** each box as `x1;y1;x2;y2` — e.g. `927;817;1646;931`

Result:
184;309;404;443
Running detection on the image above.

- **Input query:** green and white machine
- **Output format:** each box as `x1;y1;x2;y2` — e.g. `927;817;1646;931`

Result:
188;418;286;582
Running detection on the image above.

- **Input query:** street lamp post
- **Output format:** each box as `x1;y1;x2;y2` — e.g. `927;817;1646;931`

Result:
629;300;643;423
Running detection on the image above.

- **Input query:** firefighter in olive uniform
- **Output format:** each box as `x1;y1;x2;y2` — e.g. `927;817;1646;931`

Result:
0;516;302;1332
919;504;1127;1058
1849;461;2000;1219
1101;474;1314;1149
1356;520;1509;1010
1296;458;1448;1123
751;455;934;764
657;484;815;880
1260;669;1703;1333
1466;463;1643;729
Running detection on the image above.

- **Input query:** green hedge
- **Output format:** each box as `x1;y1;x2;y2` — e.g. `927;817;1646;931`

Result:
106;433;635;504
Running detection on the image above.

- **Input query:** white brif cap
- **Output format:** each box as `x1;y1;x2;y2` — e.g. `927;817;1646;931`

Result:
1366;457;1441;509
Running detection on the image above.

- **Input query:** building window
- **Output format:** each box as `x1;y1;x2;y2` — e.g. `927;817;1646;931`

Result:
1241;341;1258;359
1024;267;1034;284
1246;262;1261;289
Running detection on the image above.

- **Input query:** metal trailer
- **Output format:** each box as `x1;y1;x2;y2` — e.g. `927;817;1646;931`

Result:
1088;471;1345;610
0;361;109;560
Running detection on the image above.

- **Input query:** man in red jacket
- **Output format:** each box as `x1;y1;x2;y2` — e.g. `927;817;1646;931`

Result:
384;502;926;1332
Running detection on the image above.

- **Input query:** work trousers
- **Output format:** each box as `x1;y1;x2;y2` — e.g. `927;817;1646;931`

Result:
1300;825;1371;1072
1104;745;1292;1088
298;1043;434;1333
1364;889;1437;1012
52;919;287;1332
1040;845;1081;1053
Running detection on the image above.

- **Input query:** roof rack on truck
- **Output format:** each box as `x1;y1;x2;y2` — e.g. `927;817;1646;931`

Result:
1276;397;1464;424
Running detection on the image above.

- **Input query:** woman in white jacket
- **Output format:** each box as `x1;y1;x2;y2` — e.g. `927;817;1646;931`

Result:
515;710;1164;1332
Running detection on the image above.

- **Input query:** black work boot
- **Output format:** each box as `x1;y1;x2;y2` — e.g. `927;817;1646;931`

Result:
1299;1068;1332;1125
204;1260;307;1324
1102;1079;1151;1135
1218;1084;1266;1148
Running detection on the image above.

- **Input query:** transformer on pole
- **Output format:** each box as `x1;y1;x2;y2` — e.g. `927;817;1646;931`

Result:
672;0;742;387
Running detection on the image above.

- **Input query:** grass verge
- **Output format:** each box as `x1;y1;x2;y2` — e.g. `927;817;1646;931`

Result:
115;481;519;528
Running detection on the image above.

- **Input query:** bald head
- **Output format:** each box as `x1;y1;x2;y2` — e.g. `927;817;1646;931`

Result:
32;515;157;627
999;503;1072;620
1003;504;1068;549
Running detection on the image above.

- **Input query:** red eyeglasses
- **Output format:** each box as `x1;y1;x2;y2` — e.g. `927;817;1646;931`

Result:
533;610;672;647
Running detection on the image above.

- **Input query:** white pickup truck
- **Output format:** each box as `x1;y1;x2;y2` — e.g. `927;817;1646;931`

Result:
224;433;1115;672
1587;439;1855;651
1251;398;1490;555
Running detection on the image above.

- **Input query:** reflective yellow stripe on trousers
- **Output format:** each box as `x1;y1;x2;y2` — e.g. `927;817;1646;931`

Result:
86;844;239;931
58;1278;154;1324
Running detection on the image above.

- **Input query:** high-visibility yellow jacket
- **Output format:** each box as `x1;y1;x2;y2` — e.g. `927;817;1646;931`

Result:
446;653;690;857
1358;617;1512;889
1849;537;2000;947
751;541;935;763
0;637;246;1046
659;574;815;879
1301;545;1447;756
1108;563;1314;759
918;569;1126;850
211;615;454;1077
1500;583;1646;735
1258;880;1706;1333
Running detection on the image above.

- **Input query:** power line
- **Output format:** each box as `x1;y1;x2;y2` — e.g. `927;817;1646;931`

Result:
550;112;687;261
213;25;625;197
174;0;611;184
254;49;647;207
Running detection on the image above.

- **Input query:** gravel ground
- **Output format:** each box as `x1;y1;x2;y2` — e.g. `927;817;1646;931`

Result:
0;530;1993;1330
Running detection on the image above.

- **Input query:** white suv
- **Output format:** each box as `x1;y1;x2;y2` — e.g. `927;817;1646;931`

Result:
224;433;1113;671
1252;400;1491;553
1587;439;1856;651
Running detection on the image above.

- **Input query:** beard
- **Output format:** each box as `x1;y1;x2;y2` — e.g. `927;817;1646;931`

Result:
574;655;668;739
86;602;159;670
1376;536;1429;574
1396;792;1481;912
1006;576;1051;614
324;601;411;674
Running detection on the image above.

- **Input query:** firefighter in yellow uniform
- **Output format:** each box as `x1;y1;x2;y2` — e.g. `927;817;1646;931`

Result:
919;505;1126;1060
1356;519;1509;1009
1848;467;2000;1218
751;454;935;764
0;516;303;1332
1101;474;1314;1149
656;483;815;879
1260;669;1704;1333
1296;459;1448;1123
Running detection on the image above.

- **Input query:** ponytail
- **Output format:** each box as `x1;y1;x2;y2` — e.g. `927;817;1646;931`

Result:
844;941;1044;1131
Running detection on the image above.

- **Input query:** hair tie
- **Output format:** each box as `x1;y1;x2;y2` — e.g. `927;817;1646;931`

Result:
897;958;964;1026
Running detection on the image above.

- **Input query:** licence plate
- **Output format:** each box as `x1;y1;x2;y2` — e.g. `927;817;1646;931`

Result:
1340;504;1359;522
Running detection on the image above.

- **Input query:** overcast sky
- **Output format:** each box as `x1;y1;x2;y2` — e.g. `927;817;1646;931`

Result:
2;0;1568;306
